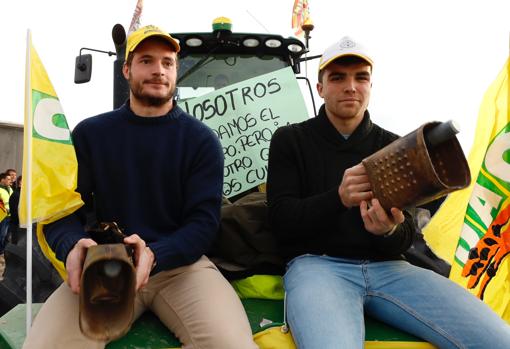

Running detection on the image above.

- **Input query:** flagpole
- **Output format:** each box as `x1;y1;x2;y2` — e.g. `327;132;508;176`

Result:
24;29;33;333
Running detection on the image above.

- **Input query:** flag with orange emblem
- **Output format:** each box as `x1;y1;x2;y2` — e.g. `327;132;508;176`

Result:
424;57;510;323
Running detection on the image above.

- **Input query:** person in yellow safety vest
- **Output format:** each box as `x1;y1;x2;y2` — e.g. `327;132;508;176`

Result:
0;172;13;254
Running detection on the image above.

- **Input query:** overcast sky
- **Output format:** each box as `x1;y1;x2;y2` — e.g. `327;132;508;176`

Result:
3;0;509;152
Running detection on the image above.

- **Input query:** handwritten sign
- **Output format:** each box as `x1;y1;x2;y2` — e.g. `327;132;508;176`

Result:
178;67;309;198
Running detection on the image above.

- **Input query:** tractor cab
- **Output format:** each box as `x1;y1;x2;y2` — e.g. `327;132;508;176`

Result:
74;17;312;113
174;17;307;101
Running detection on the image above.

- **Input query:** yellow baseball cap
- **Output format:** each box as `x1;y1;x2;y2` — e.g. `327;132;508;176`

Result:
319;36;373;72
125;25;180;60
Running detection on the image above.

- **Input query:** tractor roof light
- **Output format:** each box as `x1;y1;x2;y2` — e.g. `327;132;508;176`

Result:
185;37;203;47
243;38;260;48
287;43;304;54
265;39;282;48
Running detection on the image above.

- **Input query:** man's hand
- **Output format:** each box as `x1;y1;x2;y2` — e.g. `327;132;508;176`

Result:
360;198;405;236
338;163;373;208
66;238;97;294
124;234;155;291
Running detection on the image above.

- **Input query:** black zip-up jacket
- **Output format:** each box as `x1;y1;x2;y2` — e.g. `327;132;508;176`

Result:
267;105;415;261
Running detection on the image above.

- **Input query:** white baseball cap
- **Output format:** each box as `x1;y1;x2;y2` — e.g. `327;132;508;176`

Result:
319;36;373;72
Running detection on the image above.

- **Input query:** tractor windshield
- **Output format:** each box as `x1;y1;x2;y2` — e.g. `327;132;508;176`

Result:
177;53;287;101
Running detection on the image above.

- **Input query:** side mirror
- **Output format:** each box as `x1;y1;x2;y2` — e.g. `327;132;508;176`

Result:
74;54;92;84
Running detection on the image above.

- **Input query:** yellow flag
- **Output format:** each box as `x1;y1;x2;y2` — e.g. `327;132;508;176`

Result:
20;34;84;279
424;58;510;322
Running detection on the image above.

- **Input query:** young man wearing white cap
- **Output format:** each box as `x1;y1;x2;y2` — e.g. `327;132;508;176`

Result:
267;36;510;348
23;25;257;349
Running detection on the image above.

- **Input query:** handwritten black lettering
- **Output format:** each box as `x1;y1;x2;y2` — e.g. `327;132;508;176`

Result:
259;107;280;122
183;100;190;114
246;165;268;184
259;147;269;161
234;128;273;151
202;98;216;120
223;178;242;196
223;144;237;158
253;82;266;98
177;69;303;197
267;78;282;94
215;95;228;116
214;113;258;140
224;156;253;177
242;86;254;105
224;88;239;111
192;103;205;121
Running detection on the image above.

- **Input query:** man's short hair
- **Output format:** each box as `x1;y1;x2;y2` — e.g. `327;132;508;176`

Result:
318;55;372;83
0;173;8;181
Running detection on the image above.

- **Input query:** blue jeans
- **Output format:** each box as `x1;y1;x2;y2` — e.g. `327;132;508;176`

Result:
284;254;510;349
0;217;9;253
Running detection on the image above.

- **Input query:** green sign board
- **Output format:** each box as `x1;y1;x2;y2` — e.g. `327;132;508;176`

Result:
178;67;309;197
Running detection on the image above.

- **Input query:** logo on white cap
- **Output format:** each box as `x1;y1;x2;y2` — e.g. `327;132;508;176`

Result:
319;36;373;72
340;38;356;49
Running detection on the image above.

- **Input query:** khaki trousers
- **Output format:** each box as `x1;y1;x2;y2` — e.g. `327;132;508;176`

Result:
23;256;258;349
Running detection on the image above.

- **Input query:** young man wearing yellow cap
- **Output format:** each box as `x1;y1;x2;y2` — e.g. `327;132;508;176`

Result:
267;37;510;348
23;25;257;349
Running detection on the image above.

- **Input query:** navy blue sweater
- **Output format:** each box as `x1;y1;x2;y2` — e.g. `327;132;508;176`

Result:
44;103;224;273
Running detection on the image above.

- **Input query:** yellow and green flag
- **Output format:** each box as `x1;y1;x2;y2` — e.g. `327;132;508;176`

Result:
19;33;84;279
424;57;510;323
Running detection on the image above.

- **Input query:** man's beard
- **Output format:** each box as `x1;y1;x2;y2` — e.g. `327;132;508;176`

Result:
129;77;175;107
